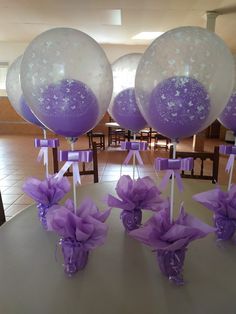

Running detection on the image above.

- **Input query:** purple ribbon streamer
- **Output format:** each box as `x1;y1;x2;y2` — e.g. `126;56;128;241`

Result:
155;158;193;192
219;145;236;173
37;147;48;166
55;150;93;184
121;141;147;165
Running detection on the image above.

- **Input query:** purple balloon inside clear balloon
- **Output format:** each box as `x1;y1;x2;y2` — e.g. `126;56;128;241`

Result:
19;95;44;128
112;88;146;132
218;92;236;134
148;76;211;139
37;79;99;137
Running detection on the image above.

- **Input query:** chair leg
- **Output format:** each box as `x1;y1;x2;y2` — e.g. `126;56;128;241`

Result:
52;147;59;173
0;192;6;226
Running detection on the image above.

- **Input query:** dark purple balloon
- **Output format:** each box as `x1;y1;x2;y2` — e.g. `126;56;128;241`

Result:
218;92;236;133
19;95;44;127
112;88;147;132
34;79;99;137
148;76;211;139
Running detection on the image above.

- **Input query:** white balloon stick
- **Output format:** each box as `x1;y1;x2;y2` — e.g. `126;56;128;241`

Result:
170;141;177;224
133;133;136;180
71;142;77;213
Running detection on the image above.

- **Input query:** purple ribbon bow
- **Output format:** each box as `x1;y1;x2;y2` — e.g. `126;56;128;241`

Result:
121;141;148;165
155;158;193;192
34;138;59;167
219;145;236;173
55;150;93;184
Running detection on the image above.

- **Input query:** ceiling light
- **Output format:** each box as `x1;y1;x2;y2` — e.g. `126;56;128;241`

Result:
132;32;164;40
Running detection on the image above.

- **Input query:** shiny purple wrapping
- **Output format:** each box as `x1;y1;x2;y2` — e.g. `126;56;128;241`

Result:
60;238;89;275
130;203;214;284
193;186;236;240
46;198;111;275
156;248;186;285
23;175;71;229
106;175;165;231
120;208;142;231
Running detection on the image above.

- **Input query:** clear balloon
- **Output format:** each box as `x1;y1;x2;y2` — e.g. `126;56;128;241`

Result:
218;55;236;133
135;26;234;139
109;53;147;132
6;56;44;127
20;28;113;137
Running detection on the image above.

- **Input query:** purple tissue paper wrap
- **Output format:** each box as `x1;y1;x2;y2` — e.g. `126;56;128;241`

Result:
106;175;165;231
46;198;111;275
22;175;70;229
193;186;236;240
130;203;214;284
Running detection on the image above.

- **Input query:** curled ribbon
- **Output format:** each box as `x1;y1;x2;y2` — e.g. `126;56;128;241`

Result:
121;141;148;166
155;158;193;192
219;145;236;173
55;150;93;185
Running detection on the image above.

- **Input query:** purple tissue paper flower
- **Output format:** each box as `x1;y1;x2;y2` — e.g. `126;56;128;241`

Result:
106;175;166;231
23;175;71;229
193;186;236;240
23;175;71;206
46;198;111;251
130;202;214;284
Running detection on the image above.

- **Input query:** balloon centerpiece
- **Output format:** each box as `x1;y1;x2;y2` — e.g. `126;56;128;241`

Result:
19;28;113;275
132;26;234;284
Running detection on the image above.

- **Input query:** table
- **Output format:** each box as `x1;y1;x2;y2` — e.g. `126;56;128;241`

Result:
0;180;236;314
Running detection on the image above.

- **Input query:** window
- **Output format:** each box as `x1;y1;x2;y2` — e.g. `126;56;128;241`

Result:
0;62;8;90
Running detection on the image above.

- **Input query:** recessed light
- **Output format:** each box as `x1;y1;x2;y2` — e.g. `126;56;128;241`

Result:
132;32;164;40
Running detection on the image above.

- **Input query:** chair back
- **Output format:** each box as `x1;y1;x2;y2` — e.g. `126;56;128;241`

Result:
169;146;219;183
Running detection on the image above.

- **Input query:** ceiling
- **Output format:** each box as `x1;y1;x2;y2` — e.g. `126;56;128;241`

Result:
0;0;236;50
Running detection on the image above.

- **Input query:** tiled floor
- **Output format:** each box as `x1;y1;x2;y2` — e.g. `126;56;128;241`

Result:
0;134;233;221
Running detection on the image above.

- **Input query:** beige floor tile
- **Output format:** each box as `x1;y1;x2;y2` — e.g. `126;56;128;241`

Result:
2;186;24;194
2;194;22;204
4;174;25;180
12;180;26;187
13;194;34;205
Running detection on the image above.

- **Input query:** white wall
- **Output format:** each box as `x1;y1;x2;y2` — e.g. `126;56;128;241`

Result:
0;42;28;65
102;44;147;63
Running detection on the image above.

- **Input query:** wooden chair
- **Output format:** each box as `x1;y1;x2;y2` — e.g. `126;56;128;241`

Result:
140;128;157;146
108;128;126;146
52;142;99;183
154;133;171;151
87;131;105;150
0;191;6;226
169;146;219;183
